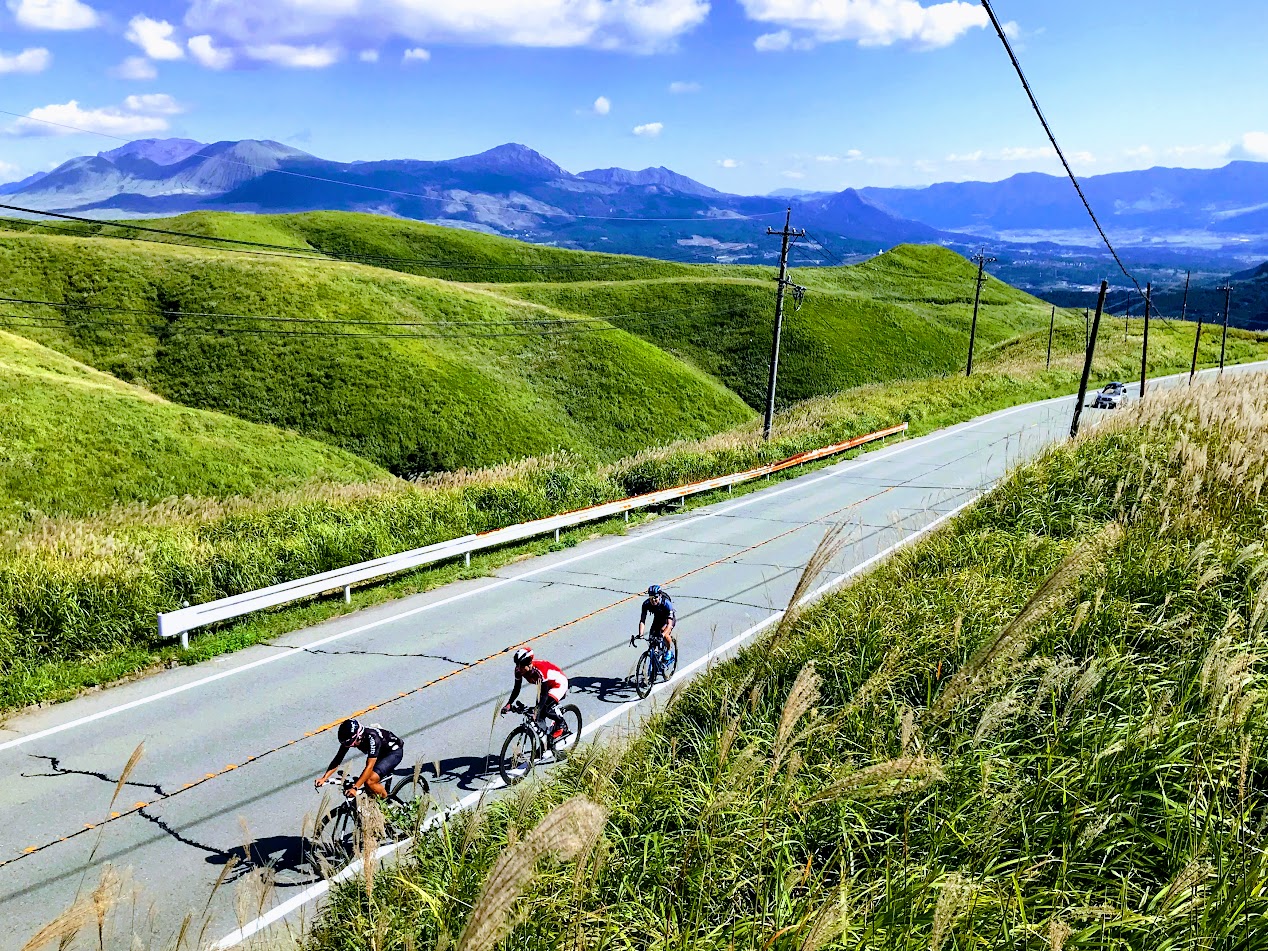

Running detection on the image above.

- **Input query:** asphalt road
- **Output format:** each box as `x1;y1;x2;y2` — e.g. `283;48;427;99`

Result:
0;368;1255;950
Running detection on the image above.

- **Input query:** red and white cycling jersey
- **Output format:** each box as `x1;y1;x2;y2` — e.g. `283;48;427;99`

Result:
517;659;569;702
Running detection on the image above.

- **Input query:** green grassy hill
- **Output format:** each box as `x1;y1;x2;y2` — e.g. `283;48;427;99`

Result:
0;330;387;521
0;229;755;476
494;245;1055;408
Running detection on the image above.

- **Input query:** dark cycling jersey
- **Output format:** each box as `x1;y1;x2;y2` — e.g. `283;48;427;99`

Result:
345;726;403;759
640;595;676;634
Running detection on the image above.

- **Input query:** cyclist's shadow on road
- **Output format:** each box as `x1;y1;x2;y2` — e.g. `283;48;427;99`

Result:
204;834;319;887
429;755;500;791
569;674;637;704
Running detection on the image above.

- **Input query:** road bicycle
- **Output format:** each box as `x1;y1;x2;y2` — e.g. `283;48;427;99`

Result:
498;700;583;786
309;767;428;871
632;633;678;699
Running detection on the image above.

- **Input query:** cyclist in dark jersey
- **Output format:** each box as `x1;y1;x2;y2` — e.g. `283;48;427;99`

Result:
635;584;676;664
315;718;404;799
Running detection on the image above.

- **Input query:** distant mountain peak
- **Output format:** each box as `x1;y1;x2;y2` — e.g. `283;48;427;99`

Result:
99;138;206;166
449;143;569;180
577;165;718;196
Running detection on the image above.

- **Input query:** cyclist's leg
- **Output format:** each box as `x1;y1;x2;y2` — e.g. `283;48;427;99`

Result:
365;747;403;798
538;693;567;737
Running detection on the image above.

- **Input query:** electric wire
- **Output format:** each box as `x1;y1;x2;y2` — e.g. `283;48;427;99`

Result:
979;0;1148;306
0;203;688;272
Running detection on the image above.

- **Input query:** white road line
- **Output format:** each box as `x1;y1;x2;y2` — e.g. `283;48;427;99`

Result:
213;497;975;949
0;398;1055;753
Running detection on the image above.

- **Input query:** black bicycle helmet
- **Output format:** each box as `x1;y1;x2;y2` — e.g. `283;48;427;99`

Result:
337;718;362;746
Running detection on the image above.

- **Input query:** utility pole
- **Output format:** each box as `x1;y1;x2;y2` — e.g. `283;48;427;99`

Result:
1071;280;1108;440
965;251;996;376
1188;301;1205;385
763;208;806;440
1046;304;1055;370
1220;283;1231;374
1084;307;1090;350
1139;283;1151;399
1179;270;1191;321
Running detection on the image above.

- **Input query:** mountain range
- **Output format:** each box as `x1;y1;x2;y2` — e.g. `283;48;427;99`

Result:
1;138;1266;266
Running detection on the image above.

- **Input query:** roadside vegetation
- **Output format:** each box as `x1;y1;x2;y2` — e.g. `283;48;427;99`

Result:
1;209;1266;714
309;376;1268;951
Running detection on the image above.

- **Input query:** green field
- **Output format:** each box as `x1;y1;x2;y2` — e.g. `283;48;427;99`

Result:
310;377;1268;951
0;330;388;520
2;208;1266;712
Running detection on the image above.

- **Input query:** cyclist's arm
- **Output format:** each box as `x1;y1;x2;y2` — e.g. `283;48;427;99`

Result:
506;672;524;706
317;745;348;785
638;600;649;638
353;756;377;793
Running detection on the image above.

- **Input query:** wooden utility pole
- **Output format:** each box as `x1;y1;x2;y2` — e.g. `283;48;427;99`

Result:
1070;280;1108;439
1179;270;1191;321
1139;283;1151;398
1220;283;1232;374
1084;307;1090;350
1046;304;1055;369
763;208;805;440
965;251;996;376
1188;290;1204;386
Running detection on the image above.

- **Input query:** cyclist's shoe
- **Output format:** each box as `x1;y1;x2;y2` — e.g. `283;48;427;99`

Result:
665;649;676;665
551;724;571;740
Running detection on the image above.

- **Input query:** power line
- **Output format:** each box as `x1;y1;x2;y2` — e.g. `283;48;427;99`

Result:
979;0;1147;305
0;301;752;342
0;109;786;225
0;203;684;273
0;293;708;329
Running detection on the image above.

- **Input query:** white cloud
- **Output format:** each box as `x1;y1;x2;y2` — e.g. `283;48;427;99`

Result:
946;150;983;162
245;43;340;68
814;154;840;163
632;121;663;137
1235;132;1268;161
592;95;611;115
123;93;184;115
6;96;183;137
0;160;19;179
181;0;709;54
754;29;791;51
741;0;988;50
188;34;234;69
717;158;739;168
125;15;185;60
999;145;1048;161
846;148;863;160
112;55;157;80
0;47;50;73
7;0;99;30
359;48;379;62
668;80;700;93
402;46;430;62
782;169;805;179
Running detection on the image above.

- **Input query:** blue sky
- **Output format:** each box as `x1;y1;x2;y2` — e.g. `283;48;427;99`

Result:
1;0;1266;193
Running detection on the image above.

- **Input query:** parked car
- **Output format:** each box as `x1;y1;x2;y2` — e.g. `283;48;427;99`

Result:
1091;381;1129;409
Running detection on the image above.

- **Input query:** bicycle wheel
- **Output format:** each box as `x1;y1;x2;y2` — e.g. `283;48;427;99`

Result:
550;704;584;759
313;802;357;859
499;724;540;786
634;650;655;699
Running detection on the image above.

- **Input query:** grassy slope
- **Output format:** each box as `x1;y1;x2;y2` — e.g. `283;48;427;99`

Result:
0;330;387;520
311;378;1268;951
491;245;1058;408
0;229;753;475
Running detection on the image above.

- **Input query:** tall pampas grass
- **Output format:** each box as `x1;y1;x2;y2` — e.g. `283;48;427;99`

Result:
456;797;607;951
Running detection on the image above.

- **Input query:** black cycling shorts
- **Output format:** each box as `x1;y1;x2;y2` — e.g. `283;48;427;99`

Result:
371;746;403;781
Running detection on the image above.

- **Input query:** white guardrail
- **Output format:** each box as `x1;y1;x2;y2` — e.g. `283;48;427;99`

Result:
157;422;908;647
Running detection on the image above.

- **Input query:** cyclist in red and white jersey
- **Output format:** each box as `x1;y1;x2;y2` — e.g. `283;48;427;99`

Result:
500;646;571;741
